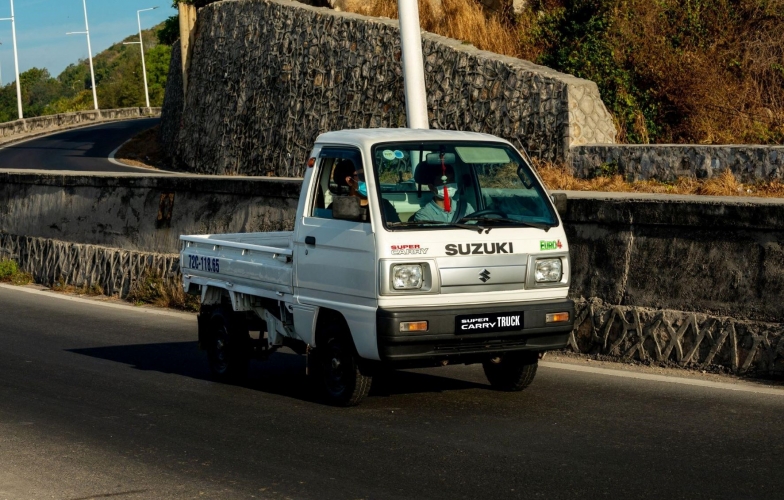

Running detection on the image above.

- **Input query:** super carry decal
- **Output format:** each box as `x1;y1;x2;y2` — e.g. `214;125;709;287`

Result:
391;244;429;255
444;242;514;256
457;312;524;333
540;240;563;251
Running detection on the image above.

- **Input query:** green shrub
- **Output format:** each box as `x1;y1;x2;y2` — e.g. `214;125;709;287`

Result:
0;259;33;285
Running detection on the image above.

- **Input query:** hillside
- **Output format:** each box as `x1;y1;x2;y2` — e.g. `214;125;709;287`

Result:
0;17;178;122
351;0;784;146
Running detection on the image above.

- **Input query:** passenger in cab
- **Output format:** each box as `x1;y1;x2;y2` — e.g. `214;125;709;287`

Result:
333;159;400;223
412;163;474;223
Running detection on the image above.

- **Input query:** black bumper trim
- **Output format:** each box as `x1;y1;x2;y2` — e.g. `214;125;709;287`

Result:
377;299;574;362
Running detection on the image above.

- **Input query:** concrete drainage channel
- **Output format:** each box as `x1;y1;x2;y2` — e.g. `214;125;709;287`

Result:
0;171;781;377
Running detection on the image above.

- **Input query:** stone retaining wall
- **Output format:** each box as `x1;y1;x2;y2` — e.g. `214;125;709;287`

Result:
561;191;784;323
161;0;615;175
570;144;784;182
0;107;162;147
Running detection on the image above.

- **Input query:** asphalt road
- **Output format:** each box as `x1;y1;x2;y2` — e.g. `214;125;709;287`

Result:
0;118;160;173
1;286;783;500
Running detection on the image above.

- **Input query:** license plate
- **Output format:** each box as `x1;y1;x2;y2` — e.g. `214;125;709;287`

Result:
456;312;524;334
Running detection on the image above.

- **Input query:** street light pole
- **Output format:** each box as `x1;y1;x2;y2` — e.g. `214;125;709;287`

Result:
66;0;98;110
0;0;24;119
124;7;158;109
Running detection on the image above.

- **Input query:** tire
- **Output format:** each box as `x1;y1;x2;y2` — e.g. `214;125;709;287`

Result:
204;308;251;383
482;351;539;391
311;329;372;407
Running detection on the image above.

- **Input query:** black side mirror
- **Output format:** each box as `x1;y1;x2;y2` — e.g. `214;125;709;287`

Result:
549;193;567;214
333;195;366;222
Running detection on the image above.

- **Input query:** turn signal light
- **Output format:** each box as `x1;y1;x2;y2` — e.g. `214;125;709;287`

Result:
400;321;428;332
307;157;316;168
546;312;570;323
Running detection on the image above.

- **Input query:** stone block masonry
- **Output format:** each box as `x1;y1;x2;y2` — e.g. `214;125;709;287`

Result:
571;144;784;182
161;0;615;176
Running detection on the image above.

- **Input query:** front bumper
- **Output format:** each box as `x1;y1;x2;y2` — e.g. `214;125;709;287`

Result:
377;299;574;364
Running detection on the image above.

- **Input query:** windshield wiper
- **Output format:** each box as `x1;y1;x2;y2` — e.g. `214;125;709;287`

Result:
458;215;553;232
389;219;487;233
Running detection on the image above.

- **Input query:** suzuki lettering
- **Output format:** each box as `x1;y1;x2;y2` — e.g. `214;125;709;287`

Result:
444;242;515;256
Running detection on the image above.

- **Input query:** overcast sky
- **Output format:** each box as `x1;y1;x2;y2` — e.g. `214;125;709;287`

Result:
0;0;177;83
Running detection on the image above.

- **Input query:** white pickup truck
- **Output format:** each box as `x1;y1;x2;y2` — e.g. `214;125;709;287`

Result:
181;128;574;406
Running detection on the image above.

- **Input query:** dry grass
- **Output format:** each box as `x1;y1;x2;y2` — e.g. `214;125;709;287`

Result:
51;277;105;296
115;125;170;170
534;159;784;198
353;0;520;57
127;270;200;312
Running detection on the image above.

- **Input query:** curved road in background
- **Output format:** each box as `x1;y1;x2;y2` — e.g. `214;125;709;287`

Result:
0;118;161;173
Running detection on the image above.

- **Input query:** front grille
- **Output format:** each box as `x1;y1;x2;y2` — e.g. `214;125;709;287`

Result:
432;337;528;354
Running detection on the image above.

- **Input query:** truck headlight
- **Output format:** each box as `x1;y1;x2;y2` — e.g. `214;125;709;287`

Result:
535;258;562;283
392;264;424;290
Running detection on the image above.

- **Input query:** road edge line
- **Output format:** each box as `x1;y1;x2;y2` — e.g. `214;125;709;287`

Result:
539;361;784;396
0;283;195;320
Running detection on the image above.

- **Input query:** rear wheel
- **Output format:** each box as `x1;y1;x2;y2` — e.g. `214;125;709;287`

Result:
205;308;251;383
311;329;372;407
483;351;538;391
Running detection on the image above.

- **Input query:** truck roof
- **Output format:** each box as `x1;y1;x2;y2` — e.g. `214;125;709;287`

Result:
315;128;511;150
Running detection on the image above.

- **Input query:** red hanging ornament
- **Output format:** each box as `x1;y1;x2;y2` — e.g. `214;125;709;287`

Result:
441;155;451;212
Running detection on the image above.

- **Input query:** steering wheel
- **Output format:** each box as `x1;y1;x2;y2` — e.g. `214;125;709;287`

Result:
466;207;508;219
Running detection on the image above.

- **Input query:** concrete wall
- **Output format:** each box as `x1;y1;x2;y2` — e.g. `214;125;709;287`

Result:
160;0;616;175
571;144;784;182
1;171;781;375
0;171;299;255
0;108;162;147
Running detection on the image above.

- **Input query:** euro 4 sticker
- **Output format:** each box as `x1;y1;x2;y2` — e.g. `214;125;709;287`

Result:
540;240;563;251
391;244;428;255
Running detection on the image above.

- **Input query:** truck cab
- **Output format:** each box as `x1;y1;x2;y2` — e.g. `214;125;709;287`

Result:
181;128;573;406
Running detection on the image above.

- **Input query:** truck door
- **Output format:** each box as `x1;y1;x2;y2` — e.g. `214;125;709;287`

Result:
294;147;377;355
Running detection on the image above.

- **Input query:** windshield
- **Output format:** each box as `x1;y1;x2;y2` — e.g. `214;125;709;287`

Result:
371;141;558;230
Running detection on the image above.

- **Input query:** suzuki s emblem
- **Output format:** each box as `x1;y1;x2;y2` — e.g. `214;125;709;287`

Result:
479;269;491;283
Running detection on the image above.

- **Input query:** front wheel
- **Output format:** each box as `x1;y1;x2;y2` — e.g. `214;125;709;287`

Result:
483;351;538;391
311;332;372;407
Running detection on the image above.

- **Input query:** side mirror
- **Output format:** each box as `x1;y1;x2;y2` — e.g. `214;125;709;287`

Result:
549;193;567;214
333;195;367;222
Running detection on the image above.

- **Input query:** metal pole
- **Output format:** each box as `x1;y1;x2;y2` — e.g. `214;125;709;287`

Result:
9;0;21;118
138;11;150;108
137;7;158;109
397;0;428;129
82;0;98;110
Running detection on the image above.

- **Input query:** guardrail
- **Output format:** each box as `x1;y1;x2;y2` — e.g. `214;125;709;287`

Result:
0;107;162;146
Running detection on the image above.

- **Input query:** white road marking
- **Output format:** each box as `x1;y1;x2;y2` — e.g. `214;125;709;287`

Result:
0;283;195;320
540;361;784;396
107;138;134;168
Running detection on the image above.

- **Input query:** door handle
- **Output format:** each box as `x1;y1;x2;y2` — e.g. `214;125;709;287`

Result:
305;236;316;246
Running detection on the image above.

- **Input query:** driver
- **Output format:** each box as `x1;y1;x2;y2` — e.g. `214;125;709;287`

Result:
412;163;474;222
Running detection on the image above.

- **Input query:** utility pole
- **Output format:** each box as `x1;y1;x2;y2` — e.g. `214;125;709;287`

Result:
66;0;98;110
178;2;197;97
397;0;429;129
124;7;159;109
0;0;24;119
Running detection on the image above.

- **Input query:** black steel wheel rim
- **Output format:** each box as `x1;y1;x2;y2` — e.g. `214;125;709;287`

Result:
323;341;348;396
